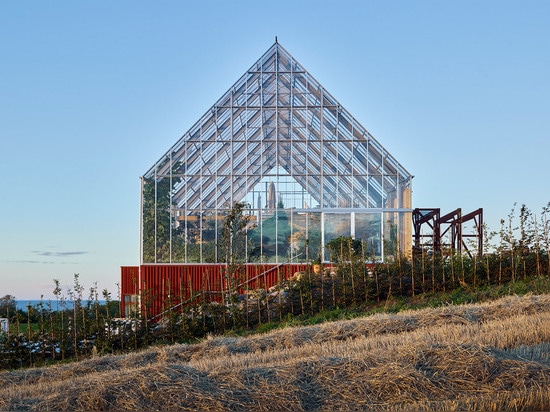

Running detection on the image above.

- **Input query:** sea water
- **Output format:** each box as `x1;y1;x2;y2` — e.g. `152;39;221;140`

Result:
15;300;108;312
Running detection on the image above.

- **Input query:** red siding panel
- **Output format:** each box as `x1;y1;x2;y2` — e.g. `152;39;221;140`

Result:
120;263;318;319
120;266;139;316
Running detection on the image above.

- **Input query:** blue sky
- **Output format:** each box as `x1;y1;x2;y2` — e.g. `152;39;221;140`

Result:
1;1;549;300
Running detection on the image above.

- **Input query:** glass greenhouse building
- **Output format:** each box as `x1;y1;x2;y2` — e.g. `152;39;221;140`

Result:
140;41;413;265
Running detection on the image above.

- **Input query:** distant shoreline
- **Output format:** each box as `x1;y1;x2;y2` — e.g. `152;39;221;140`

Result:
15;300;108;312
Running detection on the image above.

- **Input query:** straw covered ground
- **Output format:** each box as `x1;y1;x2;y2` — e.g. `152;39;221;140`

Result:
1;294;549;411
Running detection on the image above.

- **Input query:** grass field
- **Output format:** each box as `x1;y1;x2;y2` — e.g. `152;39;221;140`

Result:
1;293;549;411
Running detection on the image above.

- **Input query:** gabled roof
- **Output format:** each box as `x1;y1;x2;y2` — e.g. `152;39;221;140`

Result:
145;41;412;211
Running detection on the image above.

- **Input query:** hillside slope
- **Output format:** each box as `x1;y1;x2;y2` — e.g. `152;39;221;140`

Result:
1;294;549;411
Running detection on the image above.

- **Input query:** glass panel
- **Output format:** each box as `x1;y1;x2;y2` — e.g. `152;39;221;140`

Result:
368;175;384;208
383;175;398;208
289;210;307;262
306;213;323;262
124;295;139;318
355;213;382;259
201;214;219;263
324;213;351;261
383;211;412;260
248;206;292;263
181;214;202;263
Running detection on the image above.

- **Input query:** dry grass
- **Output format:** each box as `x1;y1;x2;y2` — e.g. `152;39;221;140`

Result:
1;294;549;411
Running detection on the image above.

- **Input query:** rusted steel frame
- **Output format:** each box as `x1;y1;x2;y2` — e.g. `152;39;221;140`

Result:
460;208;484;257
413;208;441;252
438;208;462;254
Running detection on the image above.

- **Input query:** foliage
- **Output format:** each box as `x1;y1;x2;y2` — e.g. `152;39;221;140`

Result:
248;203;292;261
0;278;120;369
0;295;16;319
3;203;550;371
141;162;186;263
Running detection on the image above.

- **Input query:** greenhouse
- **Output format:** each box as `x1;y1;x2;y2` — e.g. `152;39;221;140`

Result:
140;40;413;265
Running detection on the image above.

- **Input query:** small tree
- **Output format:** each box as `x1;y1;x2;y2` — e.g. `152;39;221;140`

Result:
326;236;364;306
541;202;550;276
220;202;254;327
0;295;16;320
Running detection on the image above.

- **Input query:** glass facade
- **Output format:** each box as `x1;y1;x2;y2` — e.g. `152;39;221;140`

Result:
141;42;413;264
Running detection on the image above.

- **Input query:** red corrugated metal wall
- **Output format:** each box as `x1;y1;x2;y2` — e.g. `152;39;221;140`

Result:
121;266;139;295
120;266;139;317
120;263;314;319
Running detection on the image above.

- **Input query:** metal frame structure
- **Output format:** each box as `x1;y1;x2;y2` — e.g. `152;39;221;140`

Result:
413;207;484;257
140;40;413;265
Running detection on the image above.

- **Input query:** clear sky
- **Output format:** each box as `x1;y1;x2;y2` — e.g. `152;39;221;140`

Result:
1;1;549;300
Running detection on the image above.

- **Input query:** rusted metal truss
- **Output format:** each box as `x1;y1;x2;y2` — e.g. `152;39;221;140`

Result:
413;207;483;257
